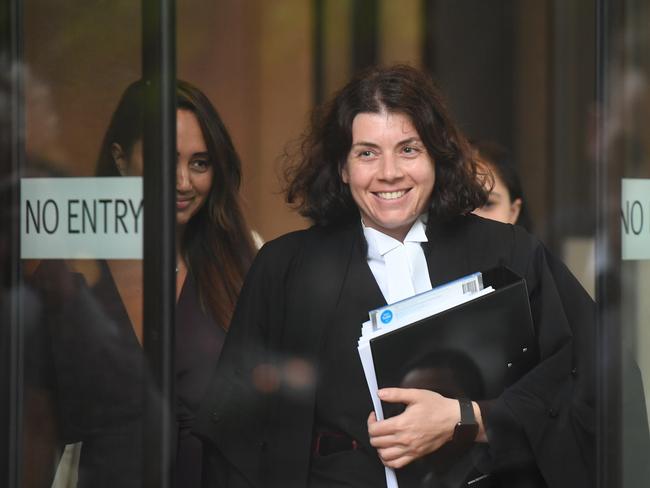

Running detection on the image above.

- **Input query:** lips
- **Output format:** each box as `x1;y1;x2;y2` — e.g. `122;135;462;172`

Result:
374;189;409;200
176;198;192;210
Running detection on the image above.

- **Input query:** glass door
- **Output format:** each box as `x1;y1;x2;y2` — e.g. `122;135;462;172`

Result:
597;1;650;487
1;0;176;486
3;1;650;486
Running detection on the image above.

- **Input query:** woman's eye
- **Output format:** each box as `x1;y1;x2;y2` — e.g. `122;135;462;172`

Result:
358;150;374;158
191;159;210;171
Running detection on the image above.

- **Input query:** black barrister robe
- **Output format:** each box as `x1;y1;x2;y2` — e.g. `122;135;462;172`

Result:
194;214;596;487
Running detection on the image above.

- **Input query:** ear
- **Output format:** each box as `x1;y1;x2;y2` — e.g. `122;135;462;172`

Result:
111;143;128;176
509;198;522;225
340;163;350;184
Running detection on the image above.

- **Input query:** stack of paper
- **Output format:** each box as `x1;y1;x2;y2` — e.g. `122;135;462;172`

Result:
357;271;494;488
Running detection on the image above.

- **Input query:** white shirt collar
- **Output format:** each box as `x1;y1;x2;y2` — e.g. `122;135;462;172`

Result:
362;215;428;257
362;215;432;304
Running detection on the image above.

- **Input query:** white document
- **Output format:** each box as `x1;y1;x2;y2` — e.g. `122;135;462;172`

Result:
357;338;400;488
368;271;484;328
361;286;494;345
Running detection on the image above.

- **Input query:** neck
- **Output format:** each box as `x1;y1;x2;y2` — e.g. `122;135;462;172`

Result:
175;228;188;301
362;222;414;243
176;227;185;269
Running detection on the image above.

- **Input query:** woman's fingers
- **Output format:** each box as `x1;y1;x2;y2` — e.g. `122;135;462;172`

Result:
376;445;409;462
367;388;460;467
376;448;417;469
378;387;425;404
369;431;398;448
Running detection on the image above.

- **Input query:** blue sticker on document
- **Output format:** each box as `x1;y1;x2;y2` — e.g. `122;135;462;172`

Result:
380;310;393;324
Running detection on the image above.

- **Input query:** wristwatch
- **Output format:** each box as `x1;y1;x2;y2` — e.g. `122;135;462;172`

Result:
452;398;479;445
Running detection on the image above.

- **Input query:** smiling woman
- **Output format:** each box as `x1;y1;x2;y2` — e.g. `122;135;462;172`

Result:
283;65;486;228
342;111;436;241
195;65;595;488
174;109;214;228
26;80;257;488
96;80;257;326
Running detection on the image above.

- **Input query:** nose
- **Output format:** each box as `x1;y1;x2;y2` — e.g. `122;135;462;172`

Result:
176;162;191;192
378;154;403;181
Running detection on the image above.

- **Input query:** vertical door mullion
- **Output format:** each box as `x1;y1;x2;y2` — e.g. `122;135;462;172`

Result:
1;0;24;486
595;0;622;487
141;0;176;486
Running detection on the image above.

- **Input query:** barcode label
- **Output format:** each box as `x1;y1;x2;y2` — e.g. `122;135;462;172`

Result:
462;281;478;294
368;271;484;328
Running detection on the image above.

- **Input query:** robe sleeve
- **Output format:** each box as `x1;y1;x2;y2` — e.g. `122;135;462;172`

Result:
194;232;306;487
478;226;596;488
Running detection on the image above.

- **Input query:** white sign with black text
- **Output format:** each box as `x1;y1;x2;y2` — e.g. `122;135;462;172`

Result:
21;177;143;259
622;178;650;261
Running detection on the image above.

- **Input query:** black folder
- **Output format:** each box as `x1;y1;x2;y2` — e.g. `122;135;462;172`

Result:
369;266;538;487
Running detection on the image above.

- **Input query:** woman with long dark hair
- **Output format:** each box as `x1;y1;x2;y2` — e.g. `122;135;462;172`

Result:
27;80;256;487
99;79;257;486
97;79;256;330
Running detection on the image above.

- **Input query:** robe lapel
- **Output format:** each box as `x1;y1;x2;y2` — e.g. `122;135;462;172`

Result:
340;228;386;313
423;216;472;287
280;222;385;365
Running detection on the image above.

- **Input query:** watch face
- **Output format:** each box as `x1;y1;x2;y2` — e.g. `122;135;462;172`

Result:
454;399;478;444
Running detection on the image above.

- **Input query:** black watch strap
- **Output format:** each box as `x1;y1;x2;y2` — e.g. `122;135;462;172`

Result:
459;398;475;423
453;398;478;445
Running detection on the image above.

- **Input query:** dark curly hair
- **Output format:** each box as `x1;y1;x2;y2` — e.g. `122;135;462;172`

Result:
284;64;488;227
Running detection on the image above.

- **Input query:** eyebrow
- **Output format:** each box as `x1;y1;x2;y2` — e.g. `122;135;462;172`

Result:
176;151;210;158
350;137;423;149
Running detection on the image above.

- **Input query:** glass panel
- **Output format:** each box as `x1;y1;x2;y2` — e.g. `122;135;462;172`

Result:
599;1;650;486
7;0;650;485
9;1;175;486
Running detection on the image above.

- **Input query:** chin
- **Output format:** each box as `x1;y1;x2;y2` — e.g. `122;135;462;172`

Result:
377;215;417;230
176;214;190;227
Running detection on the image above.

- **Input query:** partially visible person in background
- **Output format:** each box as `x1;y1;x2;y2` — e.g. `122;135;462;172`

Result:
471;140;532;231
97;79;258;487
24;79;257;488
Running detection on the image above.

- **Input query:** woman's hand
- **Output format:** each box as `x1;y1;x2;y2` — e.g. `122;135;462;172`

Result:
366;388;472;469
